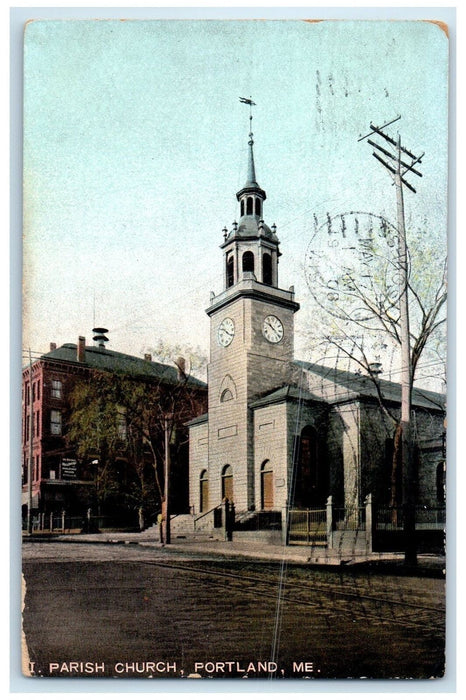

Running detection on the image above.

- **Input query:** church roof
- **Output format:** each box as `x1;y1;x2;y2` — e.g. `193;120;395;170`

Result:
185;412;209;427
249;384;324;409
223;216;278;246
246;363;445;413
295;360;445;412
40;343;207;389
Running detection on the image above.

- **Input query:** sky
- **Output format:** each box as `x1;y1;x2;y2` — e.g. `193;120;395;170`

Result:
22;17;449;387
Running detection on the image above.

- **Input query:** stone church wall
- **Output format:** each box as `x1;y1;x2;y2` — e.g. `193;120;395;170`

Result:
253;403;288;510
358;401;445;508
327;402;361;510
188;420;208;515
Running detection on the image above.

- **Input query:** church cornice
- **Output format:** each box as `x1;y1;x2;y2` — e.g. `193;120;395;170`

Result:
220;233;280;250
206;279;300;316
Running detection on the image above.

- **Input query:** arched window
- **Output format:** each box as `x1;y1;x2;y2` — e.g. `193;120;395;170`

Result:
436;461;446;503
262;253;272;285
222;464;234;502
219;374;237;403
242;251;254;274
246;197;253;215
261;460;274;510
220;389;233;402
240;200;245;217
226;255;234;288
200;469;209;513
255;198;261;216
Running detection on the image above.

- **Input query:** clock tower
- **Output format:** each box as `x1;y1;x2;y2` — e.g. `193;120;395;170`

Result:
204;121;300;512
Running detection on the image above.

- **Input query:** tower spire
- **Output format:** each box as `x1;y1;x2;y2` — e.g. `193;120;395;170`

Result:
239;97;259;187
246;126;258;187
240;96;259;187
220;98;280;289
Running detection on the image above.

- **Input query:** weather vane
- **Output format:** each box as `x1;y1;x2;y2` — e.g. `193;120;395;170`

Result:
239;96;256;138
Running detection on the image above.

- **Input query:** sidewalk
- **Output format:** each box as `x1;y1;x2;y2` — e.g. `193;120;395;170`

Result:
28;529;446;573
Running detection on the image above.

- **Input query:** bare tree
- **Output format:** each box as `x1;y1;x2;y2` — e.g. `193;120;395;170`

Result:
304;211;446;513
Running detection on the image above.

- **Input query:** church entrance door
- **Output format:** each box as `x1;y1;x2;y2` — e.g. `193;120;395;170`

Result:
293;426;327;508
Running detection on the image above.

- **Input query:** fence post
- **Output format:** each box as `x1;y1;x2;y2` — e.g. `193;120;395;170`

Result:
49;511;53;532
222;499;234;541
326;496;333;549
61;509;66;532
281;507;288;545
365;493;373;554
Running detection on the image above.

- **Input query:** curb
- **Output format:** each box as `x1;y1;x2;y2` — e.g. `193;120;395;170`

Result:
23;534;445;575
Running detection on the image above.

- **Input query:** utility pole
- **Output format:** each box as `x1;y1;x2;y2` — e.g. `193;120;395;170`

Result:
27;349;34;535
163;414;173;545
359;116;423;566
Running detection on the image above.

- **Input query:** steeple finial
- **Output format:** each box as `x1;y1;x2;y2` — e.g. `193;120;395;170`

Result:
239;97;258;187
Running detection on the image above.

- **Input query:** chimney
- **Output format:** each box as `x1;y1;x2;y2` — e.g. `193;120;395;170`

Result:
50;342;57;352
92;327;109;350
144;353;152;362
176;356;186;380
77;336;86;363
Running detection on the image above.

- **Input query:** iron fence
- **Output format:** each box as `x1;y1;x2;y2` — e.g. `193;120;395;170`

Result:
288;508;327;545
375;506;446;531
22;513;138;533
333;506;366;531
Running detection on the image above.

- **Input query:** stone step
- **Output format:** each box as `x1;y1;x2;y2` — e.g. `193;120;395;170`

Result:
144;514;196;536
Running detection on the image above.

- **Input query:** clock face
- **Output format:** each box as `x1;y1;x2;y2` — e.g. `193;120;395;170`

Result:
262;315;284;343
217;317;235;347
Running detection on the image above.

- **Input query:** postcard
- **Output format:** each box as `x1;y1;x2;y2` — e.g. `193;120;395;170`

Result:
21;16;448;683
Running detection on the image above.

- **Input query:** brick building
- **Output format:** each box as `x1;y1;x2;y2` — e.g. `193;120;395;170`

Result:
188;127;446;532
22;338;207;528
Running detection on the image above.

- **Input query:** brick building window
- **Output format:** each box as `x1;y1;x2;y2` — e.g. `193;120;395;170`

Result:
51;380;62;399
35;410;40;437
50;410;62;435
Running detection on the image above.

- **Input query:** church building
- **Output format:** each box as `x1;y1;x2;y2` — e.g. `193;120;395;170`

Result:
188;122;445;536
